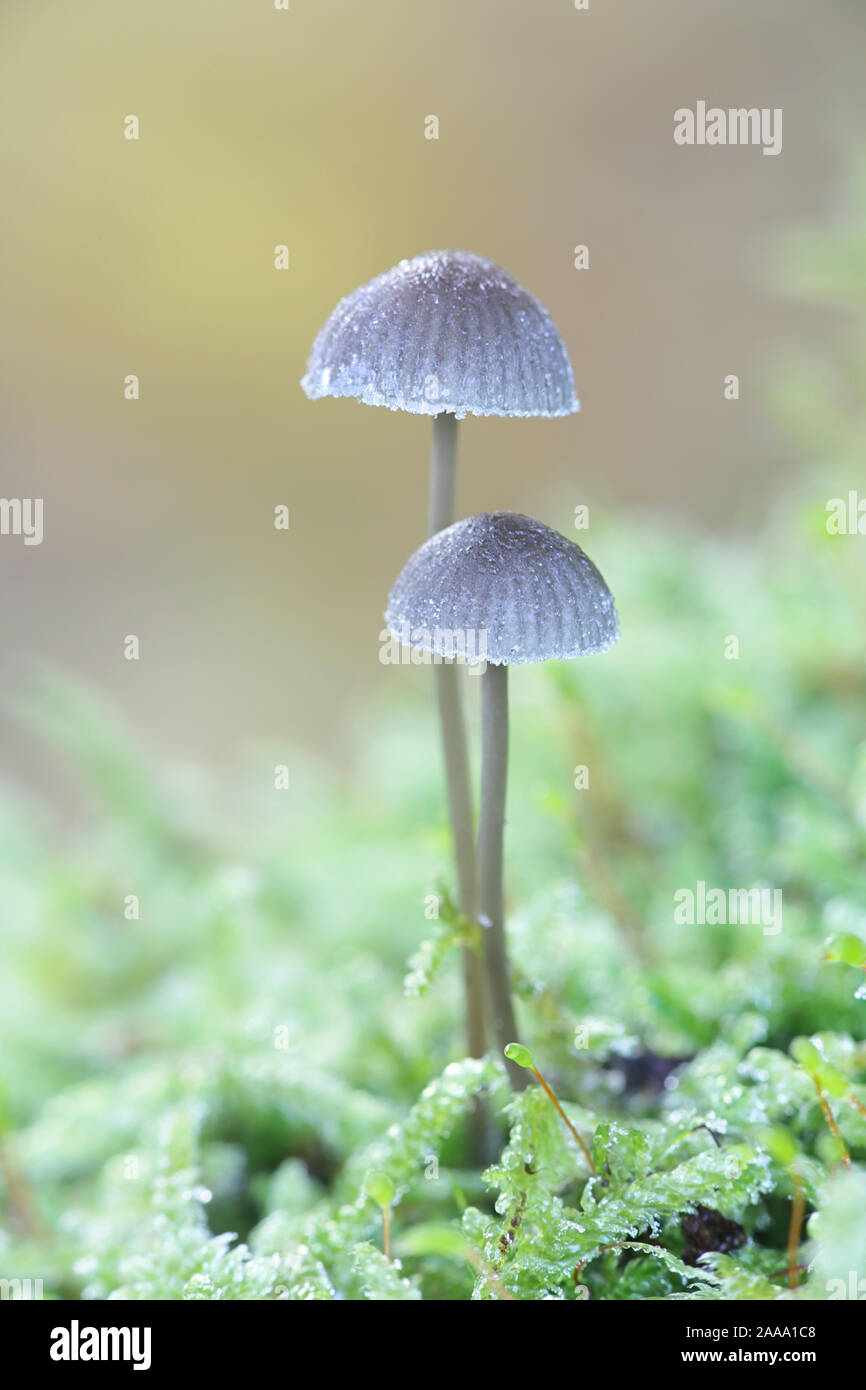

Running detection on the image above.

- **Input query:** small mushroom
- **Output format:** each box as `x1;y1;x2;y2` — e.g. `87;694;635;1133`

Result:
300;249;579;422
303;253;579;1068
386;512;619;1087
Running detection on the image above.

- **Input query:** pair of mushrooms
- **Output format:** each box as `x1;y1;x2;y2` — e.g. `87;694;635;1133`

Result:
302;251;619;1089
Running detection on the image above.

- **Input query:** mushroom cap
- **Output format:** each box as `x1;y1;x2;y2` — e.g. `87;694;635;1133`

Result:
385;512;619;665
301;250;579;420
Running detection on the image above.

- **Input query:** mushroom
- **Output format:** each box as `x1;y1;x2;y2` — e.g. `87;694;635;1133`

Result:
386;512;619;1087
300;249;579;423
302;253;579;1065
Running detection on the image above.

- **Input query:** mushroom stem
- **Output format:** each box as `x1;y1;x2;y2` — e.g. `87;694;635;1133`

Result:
434;662;485;1058
428;412;458;535
428;414;486;1066
478;662;527;1090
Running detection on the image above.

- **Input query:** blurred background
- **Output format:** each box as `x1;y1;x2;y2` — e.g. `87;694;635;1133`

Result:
1;0;865;805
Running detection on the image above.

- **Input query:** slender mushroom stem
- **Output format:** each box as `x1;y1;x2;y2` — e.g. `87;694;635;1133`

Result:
434;662;485;1059
428;412;458;536
478;662;527;1090
428;414;486;1065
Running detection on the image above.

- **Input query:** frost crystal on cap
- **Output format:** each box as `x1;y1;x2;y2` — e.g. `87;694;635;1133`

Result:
386;512;619;665
301;251;580;420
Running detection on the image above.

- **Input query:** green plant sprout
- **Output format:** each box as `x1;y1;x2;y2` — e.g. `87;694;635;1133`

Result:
790;1038;853;1171
363;1171;396;1261
763;1129;807;1293
504;1043;596;1174
823;932;866;999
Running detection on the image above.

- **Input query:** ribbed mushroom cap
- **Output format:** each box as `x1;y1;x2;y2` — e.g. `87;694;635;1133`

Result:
301;251;579;420
385;512;619;665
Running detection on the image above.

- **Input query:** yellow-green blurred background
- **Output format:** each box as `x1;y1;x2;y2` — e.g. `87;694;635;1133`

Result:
1;0;864;801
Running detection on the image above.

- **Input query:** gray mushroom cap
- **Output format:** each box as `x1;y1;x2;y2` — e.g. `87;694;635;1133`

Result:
385;512;619;666
301;250;580;420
